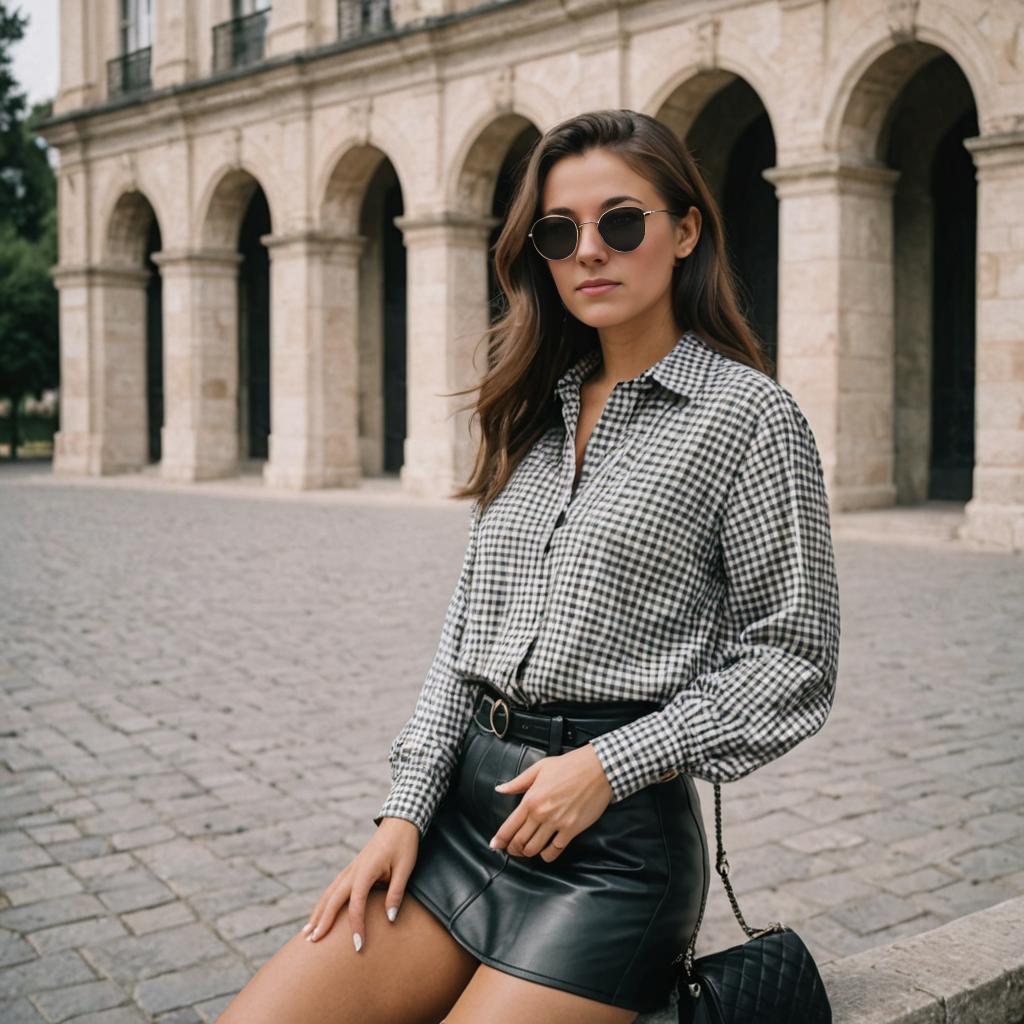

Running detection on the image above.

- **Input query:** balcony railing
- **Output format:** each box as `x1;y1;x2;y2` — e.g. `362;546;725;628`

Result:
213;9;270;73
338;0;392;41
107;46;152;97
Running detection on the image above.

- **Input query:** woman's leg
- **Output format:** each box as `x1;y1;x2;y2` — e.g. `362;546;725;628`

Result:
443;964;641;1024
216;886;479;1024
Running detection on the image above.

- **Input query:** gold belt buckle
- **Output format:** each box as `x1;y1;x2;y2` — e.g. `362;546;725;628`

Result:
488;698;511;739
658;767;679;782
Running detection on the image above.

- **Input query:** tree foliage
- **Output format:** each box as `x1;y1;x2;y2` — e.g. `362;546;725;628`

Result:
0;1;59;458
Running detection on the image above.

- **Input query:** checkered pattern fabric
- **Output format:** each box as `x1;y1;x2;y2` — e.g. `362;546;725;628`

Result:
375;329;841;836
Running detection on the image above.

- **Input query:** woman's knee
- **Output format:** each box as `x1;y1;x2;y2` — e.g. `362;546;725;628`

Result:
217;887;479;1024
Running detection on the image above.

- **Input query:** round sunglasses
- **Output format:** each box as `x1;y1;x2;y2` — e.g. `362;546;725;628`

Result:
528;206;689;261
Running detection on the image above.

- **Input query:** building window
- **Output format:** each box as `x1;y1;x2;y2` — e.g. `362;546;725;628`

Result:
108;0;153;96
213;1;272;72
338;0;392;41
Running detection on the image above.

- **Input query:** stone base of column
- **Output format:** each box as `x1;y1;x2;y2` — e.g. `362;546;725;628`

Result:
52;431;142;475
835;482;898;510
399;436;474;499
959;498;1024;552
159;427;239;482
263;452;362;490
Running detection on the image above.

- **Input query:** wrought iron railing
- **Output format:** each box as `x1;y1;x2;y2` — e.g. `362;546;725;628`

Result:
338;0;392;41
107;46;152;96
212;9;270;72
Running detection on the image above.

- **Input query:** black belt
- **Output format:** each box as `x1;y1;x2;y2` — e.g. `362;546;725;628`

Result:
470;689;680;781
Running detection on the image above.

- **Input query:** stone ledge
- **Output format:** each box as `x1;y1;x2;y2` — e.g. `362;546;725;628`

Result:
636;895;1024;1024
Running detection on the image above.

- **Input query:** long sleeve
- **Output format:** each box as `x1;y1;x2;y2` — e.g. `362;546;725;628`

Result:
588;389;841;803
373;498;482;836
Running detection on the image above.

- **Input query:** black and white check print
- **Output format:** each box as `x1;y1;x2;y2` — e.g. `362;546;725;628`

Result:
375;329;841;836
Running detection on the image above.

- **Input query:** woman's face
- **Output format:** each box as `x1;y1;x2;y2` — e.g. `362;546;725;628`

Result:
536;147;700;337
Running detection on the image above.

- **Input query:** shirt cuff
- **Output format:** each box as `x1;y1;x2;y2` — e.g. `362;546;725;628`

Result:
373;768;441;838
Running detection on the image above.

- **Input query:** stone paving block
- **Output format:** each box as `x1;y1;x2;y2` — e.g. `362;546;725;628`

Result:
215;891;312;941
780;824;868;854
910;877;1022;919
109;825;178;851
123;901;196;936
0;950;97;1001
0;866;84;907
28;916;128;955
82;923;233;985
43;838;110;865
0;930;36;968
879;865;961;895
0;895;108;934
31;978;128;1021
62;1008;147;1023
0;996;47;1022
96;881;178;915
0;842;53;874
133;956;251;1015
829;892;924;935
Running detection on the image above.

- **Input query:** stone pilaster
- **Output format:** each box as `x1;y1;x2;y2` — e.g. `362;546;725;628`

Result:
49;263;151;476
392;211;500;499
764;157;901;511
150;249;244;482
260;230;367;489
959;129;1024;552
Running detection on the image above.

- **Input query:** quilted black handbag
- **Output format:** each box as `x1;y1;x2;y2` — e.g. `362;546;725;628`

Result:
675;782;833;1023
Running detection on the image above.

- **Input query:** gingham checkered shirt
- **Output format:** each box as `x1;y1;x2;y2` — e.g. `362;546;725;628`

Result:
375;329;841;836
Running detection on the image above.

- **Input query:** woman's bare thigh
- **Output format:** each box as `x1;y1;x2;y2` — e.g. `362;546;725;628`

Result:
444;964;641;1024
216;884;480;1024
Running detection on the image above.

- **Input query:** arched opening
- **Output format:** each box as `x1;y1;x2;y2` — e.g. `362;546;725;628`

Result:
105;189;163;471
683;78;778;370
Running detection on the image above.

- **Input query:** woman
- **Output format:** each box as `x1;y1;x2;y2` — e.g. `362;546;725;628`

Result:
218;109;841;1024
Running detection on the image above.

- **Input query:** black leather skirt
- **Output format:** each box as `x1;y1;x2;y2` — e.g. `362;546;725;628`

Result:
405;685;710;1014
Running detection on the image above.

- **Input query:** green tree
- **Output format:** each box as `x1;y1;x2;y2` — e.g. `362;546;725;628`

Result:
0;2;59;460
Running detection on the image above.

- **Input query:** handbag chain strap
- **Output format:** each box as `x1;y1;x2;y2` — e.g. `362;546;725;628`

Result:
676;781;785;983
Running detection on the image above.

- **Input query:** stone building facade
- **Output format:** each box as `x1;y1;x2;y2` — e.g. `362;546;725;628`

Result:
39;0;1024;550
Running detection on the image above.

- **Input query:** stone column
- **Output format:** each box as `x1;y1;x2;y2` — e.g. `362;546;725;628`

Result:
960;130;1024;552
260;230;366;489
764;158;900;511
49;263;151;476
393;211;500;499
150;249;244;481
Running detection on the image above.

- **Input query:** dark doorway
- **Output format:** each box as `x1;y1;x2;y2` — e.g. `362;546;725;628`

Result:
929;107;977;500
721;111;778;373
382;174;406;474
238;188;271;460
144;214;163;462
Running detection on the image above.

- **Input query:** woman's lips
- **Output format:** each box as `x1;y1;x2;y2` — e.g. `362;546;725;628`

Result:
578;283;620;296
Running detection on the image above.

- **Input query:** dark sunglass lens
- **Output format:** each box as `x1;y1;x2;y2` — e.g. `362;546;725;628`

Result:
533;217;577;259
600;207;645;251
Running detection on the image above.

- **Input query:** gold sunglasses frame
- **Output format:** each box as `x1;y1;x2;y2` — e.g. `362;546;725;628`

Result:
527;206;689;261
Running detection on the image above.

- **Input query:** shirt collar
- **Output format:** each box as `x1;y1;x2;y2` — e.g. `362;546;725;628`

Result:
553;329;714;403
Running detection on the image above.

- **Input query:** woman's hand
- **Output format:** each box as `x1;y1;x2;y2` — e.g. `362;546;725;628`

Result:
489;743;613;862
302;817;420;951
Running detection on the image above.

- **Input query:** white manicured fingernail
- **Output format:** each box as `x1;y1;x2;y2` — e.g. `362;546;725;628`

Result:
301;922;312;934
310;926;320;941
353;931;363;952
387;906;398;922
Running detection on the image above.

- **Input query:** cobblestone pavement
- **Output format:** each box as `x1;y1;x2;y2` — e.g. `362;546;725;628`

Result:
1;464;1022;1022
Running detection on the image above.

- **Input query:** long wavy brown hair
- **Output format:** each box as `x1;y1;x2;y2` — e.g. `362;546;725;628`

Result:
448;108;771;512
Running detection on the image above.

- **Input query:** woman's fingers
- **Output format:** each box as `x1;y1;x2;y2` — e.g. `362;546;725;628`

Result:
304;866;351;942
347;874;370;952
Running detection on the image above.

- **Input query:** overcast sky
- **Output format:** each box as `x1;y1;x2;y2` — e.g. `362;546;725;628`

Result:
11;0;59;109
